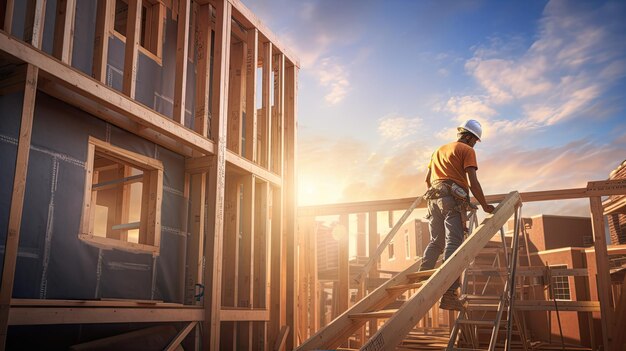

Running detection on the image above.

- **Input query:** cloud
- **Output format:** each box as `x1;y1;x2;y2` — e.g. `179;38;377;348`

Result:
378;115;422;141
444;0;626;138
315;57;350;104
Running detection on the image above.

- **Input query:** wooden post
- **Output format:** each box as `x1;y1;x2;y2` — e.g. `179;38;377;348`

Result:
194;3;212;137
222;177;240;307
260;41;272;168
252;180;269;349
244;29;258;162
122;0;141;99
173;0;190;124
52;0;76;63
3;0;14;33
611;274;626;351
268;185;284;349
368;211;379;336
203;0;231;349
185;173;206;304
24;0;46;48
237;174;255;350
271;53;284;175
283;62;296;349
227;41;245;153
589;195;614;350
337;214;350;316
0;64;38;351
92;0;112;83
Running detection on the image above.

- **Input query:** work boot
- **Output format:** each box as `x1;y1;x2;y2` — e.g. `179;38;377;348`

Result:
439;290;465;311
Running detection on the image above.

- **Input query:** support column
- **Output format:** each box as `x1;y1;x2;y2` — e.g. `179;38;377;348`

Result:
203;0;231;349
0;64;39;351
589;195;614;350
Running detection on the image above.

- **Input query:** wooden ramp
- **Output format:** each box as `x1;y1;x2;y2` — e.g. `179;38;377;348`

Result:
295;191;522;351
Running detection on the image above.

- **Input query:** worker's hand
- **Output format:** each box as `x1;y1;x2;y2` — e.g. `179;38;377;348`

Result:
482;204;495;213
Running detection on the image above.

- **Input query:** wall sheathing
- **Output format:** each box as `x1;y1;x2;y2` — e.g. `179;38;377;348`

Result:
0;0;299;349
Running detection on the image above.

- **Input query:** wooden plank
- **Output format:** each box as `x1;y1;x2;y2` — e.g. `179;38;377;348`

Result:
227;41;245;154
10;298;183;307
611;274;626;351
237;175;255;348
283;62;297;350
299;182;626;217
513;300;600;312
122;0;141;98
260;41;272;169
272;325;289;351
358;192;521;351
203;0;231;349
92;0;112;82
173;0;190;124
252;181;269;350
194;3;212;137
270;52;284;174
80;142;96;236
3;0;14;33
9;307;204;325
0;32;216;155
24;0;46;48
222;177;240;307
165;321;197;351
268;185;284;349
244;28;258;162
185;152;282;186
589;195;614;350
220;308;269;321
185;173;206;304
0;64;38;350
52;0;76;63
337;214;350;317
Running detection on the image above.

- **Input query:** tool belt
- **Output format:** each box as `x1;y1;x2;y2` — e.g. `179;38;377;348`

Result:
424;180;475;231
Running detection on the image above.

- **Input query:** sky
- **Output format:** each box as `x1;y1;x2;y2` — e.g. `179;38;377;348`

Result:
241;0;626;217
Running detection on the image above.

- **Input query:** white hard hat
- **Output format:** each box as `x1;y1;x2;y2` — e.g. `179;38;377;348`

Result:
457;119;482;141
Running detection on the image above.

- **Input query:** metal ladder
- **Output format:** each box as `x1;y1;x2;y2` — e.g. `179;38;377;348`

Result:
446;203;528;351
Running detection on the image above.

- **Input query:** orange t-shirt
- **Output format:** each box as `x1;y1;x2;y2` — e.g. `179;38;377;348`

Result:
428;142;478;191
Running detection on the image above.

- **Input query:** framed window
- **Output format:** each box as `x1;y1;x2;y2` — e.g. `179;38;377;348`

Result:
80;137;163;254
388;240;395;260
550;265;571;300
112;0;164;60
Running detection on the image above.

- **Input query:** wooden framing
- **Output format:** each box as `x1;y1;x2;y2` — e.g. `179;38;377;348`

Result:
52;0;76;63
0;0;298;349
24;0;46;48
203;0;231;349
0;64;38;351
173;0;190;124
122;0;142;98
79;136;164;255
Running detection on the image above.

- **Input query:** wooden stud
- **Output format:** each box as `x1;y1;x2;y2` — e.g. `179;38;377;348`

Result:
122;0;141;98
173;0;190;124
52;0;76;63
611;274;626;351
271;52;284;175
222;177;240;307
0;64;38;351
165;321;198;351
23;0;46;48
244;29;258;162
260;41;272;169
203;0;231;349
268;185;284;349
185;173;206;304
239;175;255;308
3;0;14;33
194;3;212;137
92;0;113;82
283;62;297;349
337;215;350;318
589;195;614;350
368;211;379;337
252;181;269;349
227;41;245;153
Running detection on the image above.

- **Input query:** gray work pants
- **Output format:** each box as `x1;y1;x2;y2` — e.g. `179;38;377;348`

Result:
420;195;464;292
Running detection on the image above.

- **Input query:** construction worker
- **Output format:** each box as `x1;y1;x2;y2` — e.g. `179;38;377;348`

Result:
420;119;495;311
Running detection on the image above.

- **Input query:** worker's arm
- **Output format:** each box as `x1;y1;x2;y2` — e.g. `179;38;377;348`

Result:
425;167;432;188
466;167;495;213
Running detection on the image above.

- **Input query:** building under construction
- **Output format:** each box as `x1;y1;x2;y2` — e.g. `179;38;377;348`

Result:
0;1;624;350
